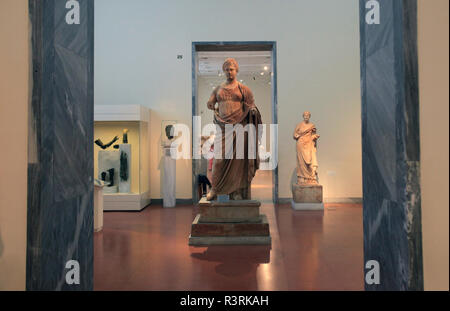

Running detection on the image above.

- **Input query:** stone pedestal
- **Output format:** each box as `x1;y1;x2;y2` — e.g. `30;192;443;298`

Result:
291;183;324;210
189;198;271;245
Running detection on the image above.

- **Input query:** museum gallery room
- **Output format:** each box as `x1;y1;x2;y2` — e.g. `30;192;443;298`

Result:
0;0;448;291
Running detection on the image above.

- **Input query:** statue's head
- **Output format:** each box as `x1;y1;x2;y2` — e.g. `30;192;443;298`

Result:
222;58;239;81
303;111;311;122
165;125;174;140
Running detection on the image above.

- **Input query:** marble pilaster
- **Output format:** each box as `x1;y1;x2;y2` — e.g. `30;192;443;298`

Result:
359;0;423;290
27;0;94;291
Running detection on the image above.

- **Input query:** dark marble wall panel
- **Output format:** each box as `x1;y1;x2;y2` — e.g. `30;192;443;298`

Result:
360;0;423;290
27;0;94;291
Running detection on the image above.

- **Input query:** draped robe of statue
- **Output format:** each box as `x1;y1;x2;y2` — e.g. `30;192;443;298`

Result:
294;121;318;184
209;82;262;199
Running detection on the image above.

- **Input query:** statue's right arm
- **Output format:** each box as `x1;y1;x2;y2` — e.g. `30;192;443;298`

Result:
207;88;217;110
293;124;301;140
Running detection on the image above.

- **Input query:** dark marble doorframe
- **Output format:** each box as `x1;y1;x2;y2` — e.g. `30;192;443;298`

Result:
359;0;423;290
26;0;423;291
27;0;94;290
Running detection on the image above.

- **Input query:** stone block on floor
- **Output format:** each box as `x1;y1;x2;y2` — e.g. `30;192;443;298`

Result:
189;198;271;246
189;235;271;246
199;206;260;224
198;197;261;222
198;197;261;207
191;214;270;237
291;183;323;203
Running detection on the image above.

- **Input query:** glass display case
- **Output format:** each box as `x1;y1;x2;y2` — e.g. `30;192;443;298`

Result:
94;105;151;210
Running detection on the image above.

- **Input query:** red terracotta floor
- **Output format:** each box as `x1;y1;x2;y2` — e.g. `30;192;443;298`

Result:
93;202;364;291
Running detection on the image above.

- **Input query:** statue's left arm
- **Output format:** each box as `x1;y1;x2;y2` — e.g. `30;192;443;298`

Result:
241;85;256;111
242;85;263;159
312;127;320;141
293;124;302;140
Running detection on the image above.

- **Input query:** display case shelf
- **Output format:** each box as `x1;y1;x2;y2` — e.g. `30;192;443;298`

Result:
94;105;151;211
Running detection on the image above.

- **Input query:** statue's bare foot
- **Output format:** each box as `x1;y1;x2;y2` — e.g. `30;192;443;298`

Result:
206;189;217;201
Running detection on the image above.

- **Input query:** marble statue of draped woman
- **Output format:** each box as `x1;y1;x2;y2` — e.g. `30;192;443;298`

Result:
206;58;262;200
293;112;320;184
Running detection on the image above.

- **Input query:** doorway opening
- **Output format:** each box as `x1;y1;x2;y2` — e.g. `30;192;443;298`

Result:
191;42;278;204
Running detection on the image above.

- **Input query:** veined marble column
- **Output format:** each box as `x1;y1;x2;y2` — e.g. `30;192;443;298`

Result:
360;0;423;290
27;0;94;290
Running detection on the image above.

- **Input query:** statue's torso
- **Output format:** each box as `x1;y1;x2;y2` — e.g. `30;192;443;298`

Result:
216;84;243;118
298;122;315;141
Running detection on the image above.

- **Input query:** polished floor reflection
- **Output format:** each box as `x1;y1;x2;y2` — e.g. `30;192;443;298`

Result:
251;169;273;202
94;201;363;290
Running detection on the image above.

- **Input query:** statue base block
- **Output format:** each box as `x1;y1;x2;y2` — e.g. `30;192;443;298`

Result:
198;197;260;223
189;198;271;246
291;183;323;203
191;214;269;236
189;235;271;246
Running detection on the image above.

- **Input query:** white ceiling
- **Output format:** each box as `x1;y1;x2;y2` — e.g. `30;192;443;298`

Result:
197;51;272;76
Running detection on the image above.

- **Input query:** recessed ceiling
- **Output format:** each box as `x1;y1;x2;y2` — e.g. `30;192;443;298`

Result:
197;51;272;76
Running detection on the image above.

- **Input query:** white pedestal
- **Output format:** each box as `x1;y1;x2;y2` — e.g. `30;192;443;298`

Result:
94;184;105;232
103;192;150;211
163;146;176;208
291;199;324;211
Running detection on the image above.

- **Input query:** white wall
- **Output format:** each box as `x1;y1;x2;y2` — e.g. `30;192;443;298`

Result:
418;0;449;291
95;0;362;199
0;0;29;291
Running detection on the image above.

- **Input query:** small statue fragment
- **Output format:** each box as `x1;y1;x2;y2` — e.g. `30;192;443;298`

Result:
107;168;115;186
123;129;129;144
120;151;128;181
95;136;119;150
165;125;174;140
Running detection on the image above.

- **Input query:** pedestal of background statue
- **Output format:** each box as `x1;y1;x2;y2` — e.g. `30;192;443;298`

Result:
291;183;324;210
163;145;176;208
189;198;271;245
